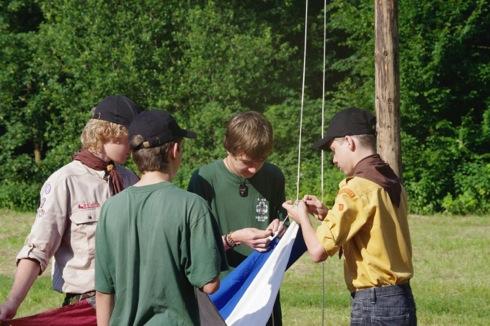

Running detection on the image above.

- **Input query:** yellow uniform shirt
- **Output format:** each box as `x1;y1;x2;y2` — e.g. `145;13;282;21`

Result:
316;176;413;292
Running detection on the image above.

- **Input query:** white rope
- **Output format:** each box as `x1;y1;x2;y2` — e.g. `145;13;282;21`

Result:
321;1;327;325
294;2;328;324
295;0;308;201
320;2;326;221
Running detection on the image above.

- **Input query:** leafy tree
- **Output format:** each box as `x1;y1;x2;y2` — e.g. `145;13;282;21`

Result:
0;0;488;214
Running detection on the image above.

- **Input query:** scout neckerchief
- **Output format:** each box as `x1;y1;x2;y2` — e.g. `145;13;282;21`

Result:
73;149;124;195
353;154;402;207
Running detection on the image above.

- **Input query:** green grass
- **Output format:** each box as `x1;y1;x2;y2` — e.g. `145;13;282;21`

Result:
1;211;489;324
0;210;64;317
282;215;490;325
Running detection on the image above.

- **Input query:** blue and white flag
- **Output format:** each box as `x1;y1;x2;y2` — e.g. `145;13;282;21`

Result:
200;221;306;326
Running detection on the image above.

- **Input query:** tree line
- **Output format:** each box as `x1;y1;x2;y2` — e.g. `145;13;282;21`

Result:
0;0;488;214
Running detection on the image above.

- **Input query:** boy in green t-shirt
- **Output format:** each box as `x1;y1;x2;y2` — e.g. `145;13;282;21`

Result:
188;111;286;325
283;107;416;325
95;111;225;326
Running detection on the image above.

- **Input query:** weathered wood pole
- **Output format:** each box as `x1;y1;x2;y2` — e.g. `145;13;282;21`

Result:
375;0;401;177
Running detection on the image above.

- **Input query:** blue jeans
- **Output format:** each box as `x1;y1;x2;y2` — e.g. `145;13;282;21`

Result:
350;283;417;325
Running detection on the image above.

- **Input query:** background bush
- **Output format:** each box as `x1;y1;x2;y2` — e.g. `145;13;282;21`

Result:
0;0;488;214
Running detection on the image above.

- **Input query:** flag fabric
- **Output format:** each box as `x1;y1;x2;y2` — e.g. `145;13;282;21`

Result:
8;300;96;326
8;223;306;326
206;221;306;326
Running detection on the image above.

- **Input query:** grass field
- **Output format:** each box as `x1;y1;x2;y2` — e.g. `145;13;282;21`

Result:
1;209;489;325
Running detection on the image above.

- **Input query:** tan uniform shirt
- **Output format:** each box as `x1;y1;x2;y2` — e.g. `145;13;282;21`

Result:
316;176;413;292
16;160;138;294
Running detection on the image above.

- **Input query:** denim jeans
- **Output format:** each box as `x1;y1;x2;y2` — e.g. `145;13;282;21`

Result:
350;283;417;326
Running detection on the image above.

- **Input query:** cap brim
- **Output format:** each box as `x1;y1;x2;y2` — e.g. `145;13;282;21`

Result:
182;129;197;139
312;137;332;150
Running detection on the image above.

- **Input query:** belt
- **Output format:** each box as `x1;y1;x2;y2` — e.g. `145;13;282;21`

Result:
63;291;96;306
351;283;412;299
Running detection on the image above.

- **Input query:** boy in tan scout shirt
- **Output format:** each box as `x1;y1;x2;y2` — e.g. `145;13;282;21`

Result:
0;95;141;323
283;107;417;325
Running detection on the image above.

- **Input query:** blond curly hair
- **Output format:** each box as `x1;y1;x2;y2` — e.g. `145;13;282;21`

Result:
80;119;128;153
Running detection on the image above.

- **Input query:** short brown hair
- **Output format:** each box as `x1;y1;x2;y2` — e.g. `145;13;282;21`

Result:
224;111;273;160
80;119;128;152
130;135;182;173
353;134;376;150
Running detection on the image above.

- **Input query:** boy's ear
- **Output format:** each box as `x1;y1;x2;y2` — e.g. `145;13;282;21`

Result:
345;135;356;151
171;142;180;159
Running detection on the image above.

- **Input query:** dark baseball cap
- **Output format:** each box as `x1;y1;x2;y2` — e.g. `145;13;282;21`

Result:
313;107;376;150
129;110;196;149
92;95;143;127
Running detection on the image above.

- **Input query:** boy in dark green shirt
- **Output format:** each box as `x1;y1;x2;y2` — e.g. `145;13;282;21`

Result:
188;111;286;325
95;111;225;326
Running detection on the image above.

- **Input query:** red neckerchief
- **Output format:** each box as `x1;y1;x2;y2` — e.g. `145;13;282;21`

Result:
353;154;401;207
73;149;123;195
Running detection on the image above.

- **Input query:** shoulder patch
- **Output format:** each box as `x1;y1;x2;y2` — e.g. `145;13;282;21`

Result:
43;183;51;195
338;188;356;198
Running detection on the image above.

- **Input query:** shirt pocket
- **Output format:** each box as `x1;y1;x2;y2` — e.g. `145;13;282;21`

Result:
69;209;99;257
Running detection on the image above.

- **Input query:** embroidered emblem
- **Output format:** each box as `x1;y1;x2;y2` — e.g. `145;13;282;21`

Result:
78;202;100;209
255;198;269;222
338;203;344;211
339;188;355;198
43;183;51;195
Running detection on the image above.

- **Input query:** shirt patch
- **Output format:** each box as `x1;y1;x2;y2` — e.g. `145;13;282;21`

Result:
78;202;100;209
255;198;269;222
338;203;344;211
43;183;51;195
339;188;355;198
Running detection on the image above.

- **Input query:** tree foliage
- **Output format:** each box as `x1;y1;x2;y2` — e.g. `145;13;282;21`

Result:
0;0;488;214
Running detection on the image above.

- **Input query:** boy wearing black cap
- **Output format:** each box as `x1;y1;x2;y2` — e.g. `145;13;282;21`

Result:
0;95;141;324
283;107;417;325
95;111;225;326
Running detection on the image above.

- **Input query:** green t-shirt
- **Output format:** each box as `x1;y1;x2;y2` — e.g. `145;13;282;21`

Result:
187;160;286;269
95;181;225;326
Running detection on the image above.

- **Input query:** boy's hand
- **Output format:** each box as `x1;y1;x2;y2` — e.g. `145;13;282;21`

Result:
0;300;18;322
266;218;286;239
303;195;328;221
282;200;309;224
231;228;273;252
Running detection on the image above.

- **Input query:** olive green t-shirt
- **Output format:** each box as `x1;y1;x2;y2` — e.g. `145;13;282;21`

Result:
95;181;225;326
187;160;286;270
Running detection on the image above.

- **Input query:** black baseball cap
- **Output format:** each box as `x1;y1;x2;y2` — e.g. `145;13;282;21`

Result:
92;95;143;127
129;110;196;149
313;107;376;150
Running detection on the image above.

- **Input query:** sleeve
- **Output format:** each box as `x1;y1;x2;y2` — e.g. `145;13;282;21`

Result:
16;175;69;273
187;169;214;206
273;169;287;221
184;205;226;288
95;205;114;293
316;187;371;256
